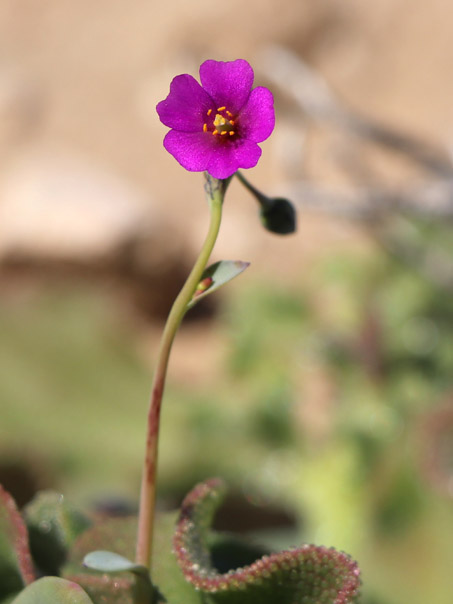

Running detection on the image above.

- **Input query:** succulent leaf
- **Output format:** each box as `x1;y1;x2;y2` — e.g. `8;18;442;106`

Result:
0;485;35;597
23;490;91;576
10;577;94;604
174;479;361;604
62;517;138;604
64;514;202;604
82;550;148;576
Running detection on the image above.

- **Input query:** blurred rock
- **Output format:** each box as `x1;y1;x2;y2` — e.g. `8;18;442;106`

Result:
0;148;215;322
0;149;149;262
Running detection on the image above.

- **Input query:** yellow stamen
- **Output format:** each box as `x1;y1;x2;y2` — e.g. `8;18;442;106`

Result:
207;108;212;116
226;110;233;117
210;108;236;137
203;123;207;132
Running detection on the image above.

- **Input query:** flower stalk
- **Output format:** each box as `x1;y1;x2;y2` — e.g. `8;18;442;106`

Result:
135;174;225;570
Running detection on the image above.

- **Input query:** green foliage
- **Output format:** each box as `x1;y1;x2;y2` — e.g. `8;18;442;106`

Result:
10;578;94;604
24;490;91;576
248;382;295;446
150;513;203;604
0;289;151;499
63;514;201;604
226;282;308;379
2;217;453;604
62;517;140;604
0;478;361;604
81;551;153;603
374;467;424;535
0;485;34;599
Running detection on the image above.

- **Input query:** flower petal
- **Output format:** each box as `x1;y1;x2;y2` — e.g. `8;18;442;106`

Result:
163;129;216;172
200;60;254;114
239;86;275;143
206;139;262;179
156;74;214;132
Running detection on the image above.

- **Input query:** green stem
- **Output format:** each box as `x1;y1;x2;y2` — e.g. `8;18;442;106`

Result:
135;174;225;571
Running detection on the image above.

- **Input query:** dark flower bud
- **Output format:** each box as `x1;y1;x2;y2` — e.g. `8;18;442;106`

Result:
236;171;297;235
260;196;297;234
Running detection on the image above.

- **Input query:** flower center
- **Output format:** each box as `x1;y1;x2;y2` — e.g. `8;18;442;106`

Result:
203;107;236;137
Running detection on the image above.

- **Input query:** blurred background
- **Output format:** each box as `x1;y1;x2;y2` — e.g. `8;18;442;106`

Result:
1;1;453;603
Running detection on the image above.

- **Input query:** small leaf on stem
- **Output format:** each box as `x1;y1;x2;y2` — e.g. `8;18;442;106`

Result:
187;260;250;309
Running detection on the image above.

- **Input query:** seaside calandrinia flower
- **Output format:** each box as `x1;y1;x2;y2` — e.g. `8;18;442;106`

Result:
156;59;275;180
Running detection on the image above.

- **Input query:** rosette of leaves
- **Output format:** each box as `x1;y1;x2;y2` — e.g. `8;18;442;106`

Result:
0;480;360;604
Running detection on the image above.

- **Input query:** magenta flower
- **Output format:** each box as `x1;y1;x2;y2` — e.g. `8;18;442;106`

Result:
156;59;275;180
